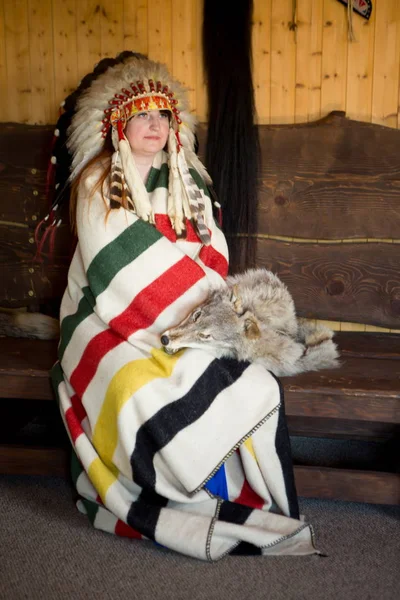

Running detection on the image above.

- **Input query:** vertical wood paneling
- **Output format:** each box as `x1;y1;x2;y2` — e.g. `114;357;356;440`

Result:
346;3;376;122
372;0;400;128
123;0;148;55
270;0;296;124
28;0;55;124
0;0;8;120
172;0;196;111
147;0;172;70
4;0;31;123
0;0;399;129
76;1;101;81
295;0;323;123
100;0;124;59
52;0;78;107
321;0;348;113
195;0;206;122
252;0;272;125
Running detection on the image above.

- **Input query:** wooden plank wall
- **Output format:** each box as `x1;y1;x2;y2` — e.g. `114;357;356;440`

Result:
0;0;399;128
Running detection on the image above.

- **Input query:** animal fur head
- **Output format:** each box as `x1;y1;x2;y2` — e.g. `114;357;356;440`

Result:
161;286;262;358
161;269;297;358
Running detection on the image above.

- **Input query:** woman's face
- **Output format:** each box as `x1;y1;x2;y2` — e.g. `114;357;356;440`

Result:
124;110;170;158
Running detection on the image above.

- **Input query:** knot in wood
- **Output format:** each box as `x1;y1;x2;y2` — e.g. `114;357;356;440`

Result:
326;280;344;296
274;195;287;206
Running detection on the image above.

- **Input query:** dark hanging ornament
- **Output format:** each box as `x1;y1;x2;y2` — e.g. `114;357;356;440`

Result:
337;0;373;20
202;0;260;274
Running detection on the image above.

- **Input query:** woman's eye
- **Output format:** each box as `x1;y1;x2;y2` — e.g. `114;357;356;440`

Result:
160;112;169;119
137;112;148;119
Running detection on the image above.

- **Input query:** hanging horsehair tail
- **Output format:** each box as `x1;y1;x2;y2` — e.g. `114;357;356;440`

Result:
202;0;260;274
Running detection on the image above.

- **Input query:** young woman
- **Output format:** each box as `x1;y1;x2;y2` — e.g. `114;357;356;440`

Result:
48;52;317;561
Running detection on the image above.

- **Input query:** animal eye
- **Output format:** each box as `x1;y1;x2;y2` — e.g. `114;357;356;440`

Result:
198;332;211;340
192;309;202;322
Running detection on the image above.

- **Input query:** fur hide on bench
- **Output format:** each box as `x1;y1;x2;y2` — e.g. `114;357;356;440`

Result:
0;113;399;505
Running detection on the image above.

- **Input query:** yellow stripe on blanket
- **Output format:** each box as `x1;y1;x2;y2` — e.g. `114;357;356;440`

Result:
243;438;257;460
92;348;181;479
88;457;119;502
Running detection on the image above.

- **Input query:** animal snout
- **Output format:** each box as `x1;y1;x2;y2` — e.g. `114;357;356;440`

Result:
161;335;169;346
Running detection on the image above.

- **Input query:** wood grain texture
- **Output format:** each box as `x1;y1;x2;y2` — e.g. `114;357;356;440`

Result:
123;0;148;55
52;0;78;106
372;0;400;128
287;415;399;441
294;0;323;123
172;0;196;111
0;445;68;476
270;0;296;124
321;0;347;113
147;0;172;69
28;0;55;125
0;0;399;127
76;0;102;80
0;123;72;306
257;113;400;239
294;466;400;505
4;0;31;123
0;1;8;120
252;0;271;125
345;0;375;122
100;0;123;59
256;239;400;328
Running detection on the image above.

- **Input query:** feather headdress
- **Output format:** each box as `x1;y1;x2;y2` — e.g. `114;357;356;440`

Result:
36;52;214;258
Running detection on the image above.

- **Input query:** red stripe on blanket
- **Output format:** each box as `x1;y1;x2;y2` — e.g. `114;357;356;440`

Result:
65;406;84;443
70;255;205;399
235;479;265;510
71;393;87;423
155;214;204;243
70;329;122;398
109;254;205;339
199;244;229;278
155;214;228;278
115;519;143;539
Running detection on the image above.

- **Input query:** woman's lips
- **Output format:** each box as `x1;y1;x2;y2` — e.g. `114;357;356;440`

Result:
144;136;161;140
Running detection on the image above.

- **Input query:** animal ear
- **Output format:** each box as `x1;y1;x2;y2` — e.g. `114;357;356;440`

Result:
244;316;260;340
230;284;243;313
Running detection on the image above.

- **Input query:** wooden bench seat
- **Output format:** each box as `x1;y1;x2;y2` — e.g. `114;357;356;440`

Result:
1;332;398;503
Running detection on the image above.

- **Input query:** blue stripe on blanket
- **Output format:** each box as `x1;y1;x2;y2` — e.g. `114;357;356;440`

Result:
204;463;229;500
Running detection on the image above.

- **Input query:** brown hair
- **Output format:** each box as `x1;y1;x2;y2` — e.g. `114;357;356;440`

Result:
69;134;130;232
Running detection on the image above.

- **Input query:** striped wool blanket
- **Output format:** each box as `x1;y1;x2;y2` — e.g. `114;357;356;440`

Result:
52;152;318;561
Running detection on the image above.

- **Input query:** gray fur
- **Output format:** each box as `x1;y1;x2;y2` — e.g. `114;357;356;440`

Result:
161;268;339;377
0;309;59;340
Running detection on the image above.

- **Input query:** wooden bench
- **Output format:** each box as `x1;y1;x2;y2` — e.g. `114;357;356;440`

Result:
1;114;399;504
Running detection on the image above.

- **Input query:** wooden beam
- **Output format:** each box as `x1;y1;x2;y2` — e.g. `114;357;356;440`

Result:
294;465;400;505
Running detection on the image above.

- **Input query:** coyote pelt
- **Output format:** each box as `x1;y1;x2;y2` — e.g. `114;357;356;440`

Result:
161;268;339;377
0;308;59;340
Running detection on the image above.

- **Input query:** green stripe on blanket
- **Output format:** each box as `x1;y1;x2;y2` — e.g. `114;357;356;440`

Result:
58;219;162;360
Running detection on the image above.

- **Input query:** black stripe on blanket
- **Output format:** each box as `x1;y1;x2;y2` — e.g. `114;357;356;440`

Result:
127;488;169;541
219;502;262;556
273;376;300;520
130;357;250;490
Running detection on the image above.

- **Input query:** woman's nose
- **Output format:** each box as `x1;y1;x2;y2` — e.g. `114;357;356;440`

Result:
149;115;161;129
